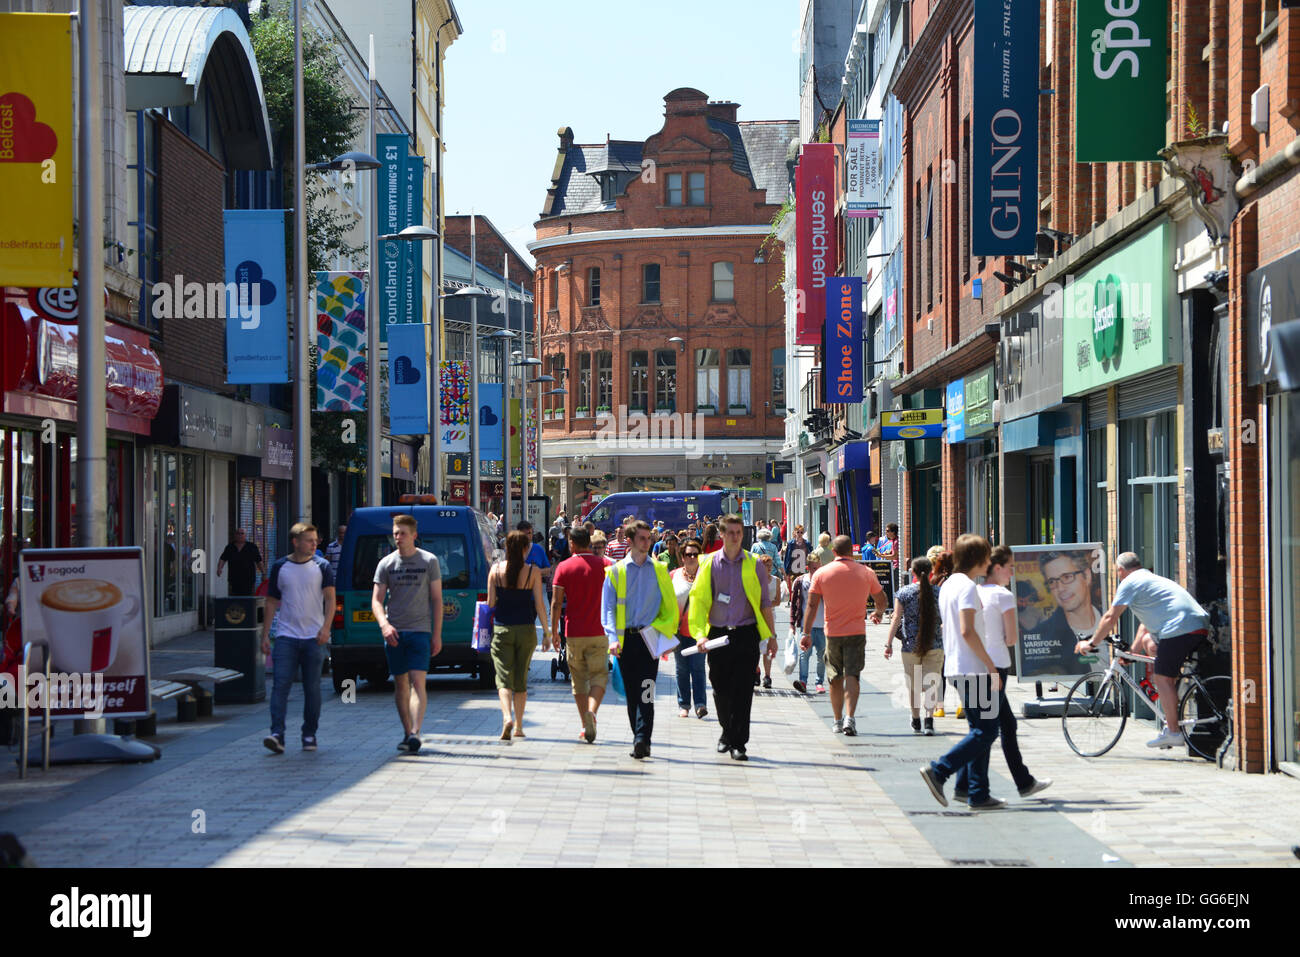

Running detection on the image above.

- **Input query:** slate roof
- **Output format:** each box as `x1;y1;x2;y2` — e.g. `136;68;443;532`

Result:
542;117;797;218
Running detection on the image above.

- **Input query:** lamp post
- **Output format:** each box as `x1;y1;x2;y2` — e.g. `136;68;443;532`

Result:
446;282;492;510
378;224;440;498
511;354;542;509
542;386;566;510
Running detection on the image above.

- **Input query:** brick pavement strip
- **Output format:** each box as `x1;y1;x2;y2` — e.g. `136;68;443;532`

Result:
0;622;1297;866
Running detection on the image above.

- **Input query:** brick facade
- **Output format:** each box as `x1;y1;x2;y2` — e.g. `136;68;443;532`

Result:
156;120;229;394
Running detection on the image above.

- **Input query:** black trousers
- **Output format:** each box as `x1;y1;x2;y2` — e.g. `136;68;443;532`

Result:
707;625;762;748
620;627;659;744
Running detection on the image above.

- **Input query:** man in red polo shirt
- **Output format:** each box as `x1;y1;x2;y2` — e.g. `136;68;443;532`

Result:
801;535;886;736
550;526;610;743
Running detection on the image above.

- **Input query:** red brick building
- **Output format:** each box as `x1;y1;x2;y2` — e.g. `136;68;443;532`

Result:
528;89;796;511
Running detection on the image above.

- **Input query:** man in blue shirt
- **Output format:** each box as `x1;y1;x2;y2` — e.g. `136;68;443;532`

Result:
601;520;677;759
860;530;882;561
1076;552;1211;749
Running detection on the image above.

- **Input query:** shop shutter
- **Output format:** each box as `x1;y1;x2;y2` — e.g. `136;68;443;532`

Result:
1117;368;1179;420
1087;393;1108;431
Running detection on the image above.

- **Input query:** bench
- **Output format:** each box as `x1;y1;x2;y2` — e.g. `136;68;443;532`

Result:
131;679;193;736
163;667;243;721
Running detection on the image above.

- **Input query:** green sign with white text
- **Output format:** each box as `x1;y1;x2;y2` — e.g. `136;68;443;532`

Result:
964;365;995;437
1062;222;1174;396
1075;0;1167;162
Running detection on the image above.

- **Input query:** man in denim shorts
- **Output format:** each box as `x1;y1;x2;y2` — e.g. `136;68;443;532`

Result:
372;514;443;754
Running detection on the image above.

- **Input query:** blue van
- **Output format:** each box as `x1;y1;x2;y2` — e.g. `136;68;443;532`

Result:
584;490;741;533
329;505;499;692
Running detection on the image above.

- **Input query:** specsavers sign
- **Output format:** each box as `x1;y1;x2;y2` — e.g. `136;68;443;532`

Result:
1075;0;1167;162
1062;221;1174;396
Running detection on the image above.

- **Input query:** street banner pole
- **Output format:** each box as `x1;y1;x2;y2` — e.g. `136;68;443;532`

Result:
293;0;311;522
366;36;382;507
470;215;480;511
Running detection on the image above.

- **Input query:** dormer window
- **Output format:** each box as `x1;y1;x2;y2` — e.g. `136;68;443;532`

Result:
666;172;706;206
598;172;617;204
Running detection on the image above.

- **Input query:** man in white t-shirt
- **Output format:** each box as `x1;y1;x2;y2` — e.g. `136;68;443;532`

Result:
952;545;1051;802
919;534;1006;810
261;523;335;754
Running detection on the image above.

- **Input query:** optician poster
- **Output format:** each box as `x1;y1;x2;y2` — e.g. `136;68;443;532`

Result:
1010;543;1108;681
14;547;151;718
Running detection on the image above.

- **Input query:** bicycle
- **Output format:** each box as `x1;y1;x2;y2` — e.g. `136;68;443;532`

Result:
1061;635;1233;760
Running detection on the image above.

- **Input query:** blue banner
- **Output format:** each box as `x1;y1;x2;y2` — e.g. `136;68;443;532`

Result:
823;276;862;403
376;133;407;344
223;209;288;383
387;322;428;435
971;0;1039;255
479;382;505;461
403;154;424;329
946;378;966;443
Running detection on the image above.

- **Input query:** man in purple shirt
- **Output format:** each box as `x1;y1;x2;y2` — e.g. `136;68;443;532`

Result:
688;514;776;761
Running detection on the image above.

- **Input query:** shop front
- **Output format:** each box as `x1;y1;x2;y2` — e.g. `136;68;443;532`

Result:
150;383;279;639
833;440;872;544
383;438;418;505
0;285;162;589
1245;244;1300;773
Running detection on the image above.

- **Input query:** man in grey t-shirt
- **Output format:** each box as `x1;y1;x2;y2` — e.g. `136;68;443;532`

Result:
372;514;443;753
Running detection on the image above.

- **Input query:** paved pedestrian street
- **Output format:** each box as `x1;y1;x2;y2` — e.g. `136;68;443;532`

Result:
2;622;1297;868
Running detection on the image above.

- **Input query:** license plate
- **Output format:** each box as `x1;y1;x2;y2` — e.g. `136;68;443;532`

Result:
352;610;376;622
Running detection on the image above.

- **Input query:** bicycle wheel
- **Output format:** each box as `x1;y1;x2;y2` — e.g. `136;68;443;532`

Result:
1179;675;1232;761
1062;671;1128;757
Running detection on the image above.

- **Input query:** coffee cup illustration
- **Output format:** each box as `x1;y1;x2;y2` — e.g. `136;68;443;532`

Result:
39;579;140;673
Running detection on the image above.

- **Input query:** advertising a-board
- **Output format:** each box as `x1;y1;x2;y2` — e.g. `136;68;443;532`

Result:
1011;543;1108;680
15;547;151;717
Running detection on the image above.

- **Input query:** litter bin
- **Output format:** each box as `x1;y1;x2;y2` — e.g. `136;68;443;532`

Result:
214;596;266;703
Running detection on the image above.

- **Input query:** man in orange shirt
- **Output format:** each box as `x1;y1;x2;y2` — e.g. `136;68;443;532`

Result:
801;535;885;735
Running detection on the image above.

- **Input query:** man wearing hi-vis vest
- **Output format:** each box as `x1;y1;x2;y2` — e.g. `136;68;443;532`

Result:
600;519;680;759
688;514;777;761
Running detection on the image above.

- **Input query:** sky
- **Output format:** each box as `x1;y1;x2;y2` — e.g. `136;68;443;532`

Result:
442;0;802;269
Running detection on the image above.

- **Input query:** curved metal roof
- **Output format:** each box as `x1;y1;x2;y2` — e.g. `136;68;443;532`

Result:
124;5;273;170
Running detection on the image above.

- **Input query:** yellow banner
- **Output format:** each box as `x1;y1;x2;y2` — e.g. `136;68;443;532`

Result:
0;13;74;287
882;408;943;427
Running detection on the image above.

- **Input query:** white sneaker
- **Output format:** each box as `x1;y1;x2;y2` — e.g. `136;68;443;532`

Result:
1146;728;1184;749
833;718;844;733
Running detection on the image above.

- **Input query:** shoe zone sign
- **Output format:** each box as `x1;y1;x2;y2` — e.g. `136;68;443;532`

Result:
1075;0;1167;162
972;0;1039;256
823;277;862;403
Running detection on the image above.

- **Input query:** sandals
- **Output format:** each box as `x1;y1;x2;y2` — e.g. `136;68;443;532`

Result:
500;721;513;740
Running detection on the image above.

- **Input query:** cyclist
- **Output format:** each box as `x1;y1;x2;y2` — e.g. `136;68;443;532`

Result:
1074;552;1212;749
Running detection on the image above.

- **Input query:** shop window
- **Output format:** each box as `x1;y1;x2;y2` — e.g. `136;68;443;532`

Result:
1088;428;1108;544
155;451;201;618
726;348;751;413
696;348;720;411
712;261;734;302
1121;412;1178;578
642;263;661;303
628;351;649;411
547;354;565;415
655;350;676;412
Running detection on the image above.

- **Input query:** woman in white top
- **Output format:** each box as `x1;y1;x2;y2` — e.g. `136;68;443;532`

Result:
959;545;1050;802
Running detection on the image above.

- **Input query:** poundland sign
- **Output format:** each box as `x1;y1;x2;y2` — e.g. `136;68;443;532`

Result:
972;0;1039;256
1075;0;1167;161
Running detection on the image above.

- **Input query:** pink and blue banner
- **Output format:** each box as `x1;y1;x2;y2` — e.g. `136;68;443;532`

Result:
439;360;470;452
315;270;367;411
823;276;862;404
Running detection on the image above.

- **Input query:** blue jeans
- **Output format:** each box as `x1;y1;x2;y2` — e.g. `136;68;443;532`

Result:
269;637;324;739
955;667;1032;793
930;674;1000;803
674;635;708;709
799;627;826;685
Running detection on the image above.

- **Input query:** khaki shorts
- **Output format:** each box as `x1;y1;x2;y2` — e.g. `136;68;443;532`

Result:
826;634;866;683
566;635;609;695
491;624;534;692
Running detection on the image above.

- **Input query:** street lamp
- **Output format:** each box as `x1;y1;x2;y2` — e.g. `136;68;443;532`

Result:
668;336;685;353
379;224;441;499
511;356;543;504
542;386;566;507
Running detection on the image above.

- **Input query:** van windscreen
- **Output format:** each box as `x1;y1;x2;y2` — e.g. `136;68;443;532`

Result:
351;534;472;590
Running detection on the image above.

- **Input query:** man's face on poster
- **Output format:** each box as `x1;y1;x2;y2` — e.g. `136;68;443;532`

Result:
1043;556;1091;614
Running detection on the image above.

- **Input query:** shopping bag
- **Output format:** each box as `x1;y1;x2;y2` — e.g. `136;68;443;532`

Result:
608;655;625;699
472;601;494;652
783;635;799;675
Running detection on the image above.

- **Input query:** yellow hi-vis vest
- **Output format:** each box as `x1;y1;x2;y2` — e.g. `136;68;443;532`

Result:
687;551;773;642
607;556;679;648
